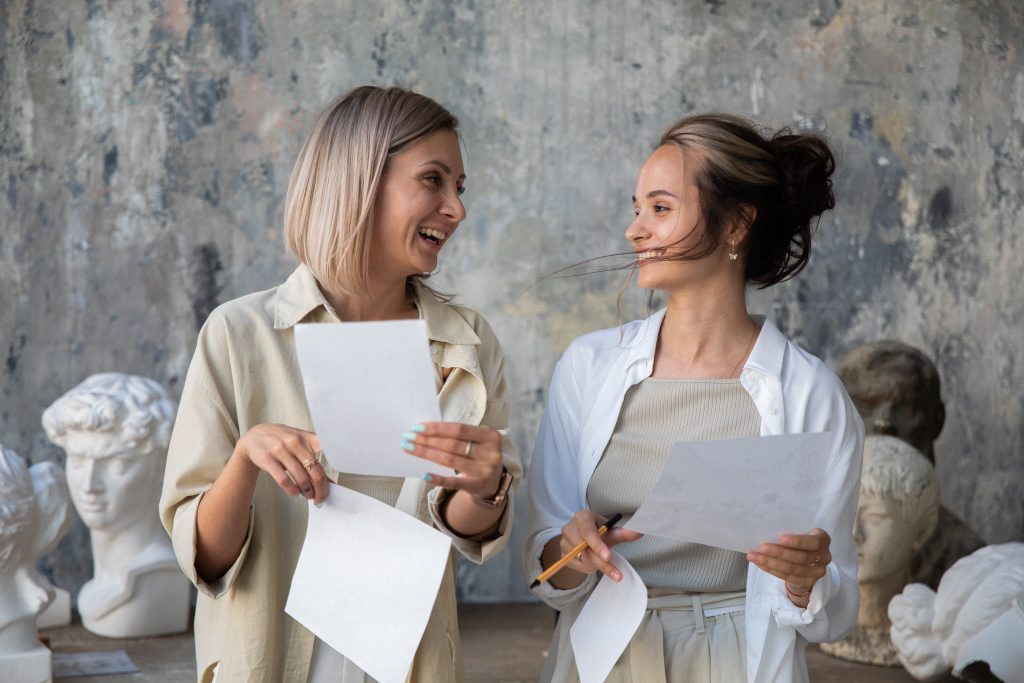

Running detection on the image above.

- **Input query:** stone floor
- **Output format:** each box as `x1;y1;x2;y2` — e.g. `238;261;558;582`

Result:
43;603;923;682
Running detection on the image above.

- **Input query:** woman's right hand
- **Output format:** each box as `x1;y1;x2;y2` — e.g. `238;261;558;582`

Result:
233;423;329;505
556;510;644;582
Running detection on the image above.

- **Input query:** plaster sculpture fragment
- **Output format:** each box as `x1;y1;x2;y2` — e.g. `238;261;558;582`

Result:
0;444;73;683
42;373;189;639
889;543;1024;683
820;435;940;666
838;341;984;588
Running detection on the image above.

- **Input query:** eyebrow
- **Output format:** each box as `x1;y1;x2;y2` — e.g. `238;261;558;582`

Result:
418;160;466;180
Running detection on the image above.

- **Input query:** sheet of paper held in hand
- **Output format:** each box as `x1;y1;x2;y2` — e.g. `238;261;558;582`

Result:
285;485;452;683
295;320;453;478
626;431;836;552
570;552;648;683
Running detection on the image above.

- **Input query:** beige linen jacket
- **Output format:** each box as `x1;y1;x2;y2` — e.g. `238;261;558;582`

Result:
159;265;521;683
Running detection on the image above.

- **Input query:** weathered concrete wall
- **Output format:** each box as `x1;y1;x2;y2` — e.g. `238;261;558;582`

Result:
2;0;1022;603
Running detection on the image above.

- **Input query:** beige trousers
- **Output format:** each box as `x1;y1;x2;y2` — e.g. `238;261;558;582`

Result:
542;590;747;683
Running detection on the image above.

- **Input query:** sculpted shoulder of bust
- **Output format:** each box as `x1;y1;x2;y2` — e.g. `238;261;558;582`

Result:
0;444;72;680
42;372;190;638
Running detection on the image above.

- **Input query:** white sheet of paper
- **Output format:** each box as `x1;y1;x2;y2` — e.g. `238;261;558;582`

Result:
569;552;647;683
626;432;835;553
295;320;452;478
284;485;452;683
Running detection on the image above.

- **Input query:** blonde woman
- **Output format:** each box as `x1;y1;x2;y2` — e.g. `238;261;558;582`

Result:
525;114;863;682
160;86;520;683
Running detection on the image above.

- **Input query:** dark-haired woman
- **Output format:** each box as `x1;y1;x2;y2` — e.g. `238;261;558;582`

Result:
525;114;864;682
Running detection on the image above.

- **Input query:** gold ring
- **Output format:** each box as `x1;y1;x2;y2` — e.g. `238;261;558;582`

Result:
811;551;820;566
575;551;584;562
464;441;473;457
302;458;317;472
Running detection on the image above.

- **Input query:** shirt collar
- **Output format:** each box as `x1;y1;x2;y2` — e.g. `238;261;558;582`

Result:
273;264;331;330
414;282;482;346
272;265;481;346
623;307;786;380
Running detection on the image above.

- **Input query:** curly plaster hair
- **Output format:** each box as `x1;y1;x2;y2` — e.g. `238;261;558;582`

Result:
860;434;938;500
0;445;70;572
889;543;1024;680
41;373;176;459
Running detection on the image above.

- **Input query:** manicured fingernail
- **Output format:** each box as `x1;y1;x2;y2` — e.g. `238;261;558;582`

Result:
613;571;622;581
601;550;611;561
401;440;414;451
402;432;418;441
748;552;759;561
411;424;426;432
423;474;433;482
314;501;324;508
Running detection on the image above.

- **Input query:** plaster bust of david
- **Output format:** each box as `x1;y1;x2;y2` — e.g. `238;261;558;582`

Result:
821;435;940;666
42;373;189;638
0;444;72;681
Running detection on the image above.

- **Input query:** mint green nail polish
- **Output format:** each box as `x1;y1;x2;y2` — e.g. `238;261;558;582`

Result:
423;474;433;482
401;440;413;451
314;501;324;508
411;424;426;433
402;432;417;441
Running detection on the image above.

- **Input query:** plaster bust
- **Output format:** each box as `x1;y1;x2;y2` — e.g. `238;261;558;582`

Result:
889;543;1024;683
0;444;72;682
821;435;940;666
837;340;984;588
42;373;190;638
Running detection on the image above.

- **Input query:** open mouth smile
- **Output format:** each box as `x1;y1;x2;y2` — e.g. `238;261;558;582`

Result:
418;227;448;246
637;248;667;261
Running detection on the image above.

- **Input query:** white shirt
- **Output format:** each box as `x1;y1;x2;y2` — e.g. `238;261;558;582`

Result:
524;310;864;683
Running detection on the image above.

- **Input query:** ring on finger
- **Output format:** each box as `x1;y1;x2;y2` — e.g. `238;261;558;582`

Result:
464;440;473;457
575;550;584;562
302;458;318;472
810;551;820;566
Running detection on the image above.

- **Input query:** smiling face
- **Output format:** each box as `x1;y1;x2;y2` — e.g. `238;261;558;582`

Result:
63;431;157;535
625;144;738;293
369;129;466;281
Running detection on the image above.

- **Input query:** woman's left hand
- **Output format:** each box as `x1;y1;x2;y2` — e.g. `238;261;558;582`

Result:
401;422;504;498
747;528;832;607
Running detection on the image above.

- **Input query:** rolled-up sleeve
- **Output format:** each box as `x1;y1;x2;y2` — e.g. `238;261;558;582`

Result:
776;388;864;643
525;347;594;611
159;313;252;598
428;316;522;564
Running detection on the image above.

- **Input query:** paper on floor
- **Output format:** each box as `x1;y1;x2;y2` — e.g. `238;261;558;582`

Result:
285;484;452;683
570;552;647;683
626;431;836;553
295;320;453;478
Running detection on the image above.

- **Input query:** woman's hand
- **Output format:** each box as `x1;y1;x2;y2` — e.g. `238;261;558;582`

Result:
401;422;504;499
234;423;329;505
544;510;643;586
747;528;832;607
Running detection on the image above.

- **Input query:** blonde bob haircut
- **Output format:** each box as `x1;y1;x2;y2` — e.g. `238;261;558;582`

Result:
284;86;458;296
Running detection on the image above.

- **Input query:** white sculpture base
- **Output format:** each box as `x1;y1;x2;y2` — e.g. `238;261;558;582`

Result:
80;566;190;639
36;588;70;630
0;645;51;683
820;624;901;666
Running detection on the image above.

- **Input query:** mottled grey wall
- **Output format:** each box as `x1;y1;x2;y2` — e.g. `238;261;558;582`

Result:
2;0;1022;603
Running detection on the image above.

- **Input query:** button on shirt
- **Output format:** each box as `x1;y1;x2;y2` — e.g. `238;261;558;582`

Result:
159;264;521;683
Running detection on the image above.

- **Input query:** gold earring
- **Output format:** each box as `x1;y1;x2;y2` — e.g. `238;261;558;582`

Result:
728;240;739;261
